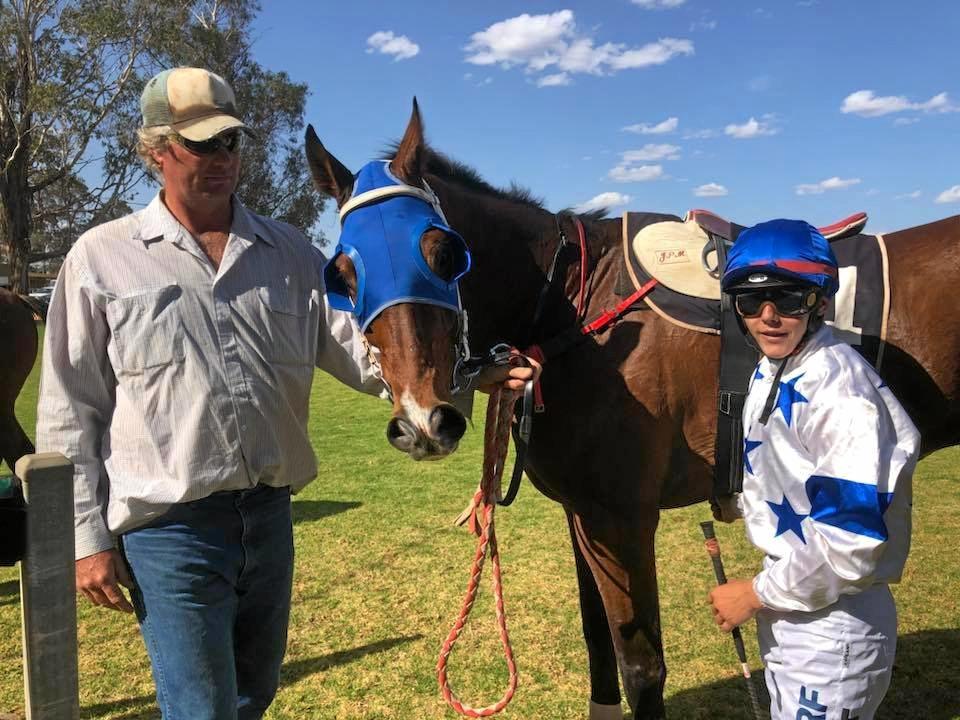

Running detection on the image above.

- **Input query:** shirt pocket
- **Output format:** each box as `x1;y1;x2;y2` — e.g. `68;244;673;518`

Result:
257;283;313;365
106;285;185;374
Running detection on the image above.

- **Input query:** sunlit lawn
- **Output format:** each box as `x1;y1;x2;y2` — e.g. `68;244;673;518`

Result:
0;330;957;719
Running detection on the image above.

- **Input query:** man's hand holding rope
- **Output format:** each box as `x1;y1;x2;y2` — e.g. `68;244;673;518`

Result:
474;350;542;394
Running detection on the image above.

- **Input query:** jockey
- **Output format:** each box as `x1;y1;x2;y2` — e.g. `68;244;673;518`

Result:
708;219;920;720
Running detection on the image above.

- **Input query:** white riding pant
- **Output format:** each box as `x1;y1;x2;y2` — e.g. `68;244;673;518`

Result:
757;584;897;720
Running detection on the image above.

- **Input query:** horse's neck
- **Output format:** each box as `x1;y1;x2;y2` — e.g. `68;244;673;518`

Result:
432;177;623;350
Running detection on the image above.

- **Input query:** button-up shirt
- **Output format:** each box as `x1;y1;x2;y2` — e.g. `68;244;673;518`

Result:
37;193;385;559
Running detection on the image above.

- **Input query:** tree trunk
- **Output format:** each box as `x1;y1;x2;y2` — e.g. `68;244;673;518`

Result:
1;154;33;294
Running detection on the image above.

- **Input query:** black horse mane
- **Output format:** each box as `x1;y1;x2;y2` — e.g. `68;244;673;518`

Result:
381;143;607;221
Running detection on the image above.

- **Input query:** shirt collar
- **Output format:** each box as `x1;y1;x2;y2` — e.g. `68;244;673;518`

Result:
137;192;274;248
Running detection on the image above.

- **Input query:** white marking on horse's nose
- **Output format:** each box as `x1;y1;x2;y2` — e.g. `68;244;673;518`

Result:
400;389;435;436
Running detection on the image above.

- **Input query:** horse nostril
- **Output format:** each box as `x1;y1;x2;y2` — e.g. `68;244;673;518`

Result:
386;417;416;453
430;404;467;442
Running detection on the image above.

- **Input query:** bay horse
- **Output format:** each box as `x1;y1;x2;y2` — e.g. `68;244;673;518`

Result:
0;288;38;470
305;104;960;719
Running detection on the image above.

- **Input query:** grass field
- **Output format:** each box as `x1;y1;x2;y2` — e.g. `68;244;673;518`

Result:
1;334;958;719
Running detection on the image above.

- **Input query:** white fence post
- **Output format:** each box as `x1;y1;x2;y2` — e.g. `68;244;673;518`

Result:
15;453;78;720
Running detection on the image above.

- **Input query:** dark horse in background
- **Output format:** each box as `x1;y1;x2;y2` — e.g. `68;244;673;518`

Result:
0;288;38;470
305;104;960;719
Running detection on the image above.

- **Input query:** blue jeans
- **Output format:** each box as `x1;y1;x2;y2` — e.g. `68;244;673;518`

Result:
122;485;294;720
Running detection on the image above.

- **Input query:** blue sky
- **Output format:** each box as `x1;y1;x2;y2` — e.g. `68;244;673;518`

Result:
251;1;959;242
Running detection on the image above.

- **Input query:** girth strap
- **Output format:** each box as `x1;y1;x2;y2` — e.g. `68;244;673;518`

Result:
712;228;760;496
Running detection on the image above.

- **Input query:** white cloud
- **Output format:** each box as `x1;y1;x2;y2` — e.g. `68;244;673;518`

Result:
684;128;717;140
366;31;420;61
935;185;960;204
694;183;728;197
537;72;570;87
574;192;632;213
609;164;664;182
725;117;777;139
608;38;694;70
464;11;693;85
622;144;681;162
632;0;686;7
690;19;717;31
795;177;861;195
841;89;957;117
623;117;678;134
895;190;922;200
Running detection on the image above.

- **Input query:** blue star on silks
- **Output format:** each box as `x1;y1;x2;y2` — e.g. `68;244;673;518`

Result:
774;374;808;427
744;439;762;475
753;366;764;381
766;495;808;544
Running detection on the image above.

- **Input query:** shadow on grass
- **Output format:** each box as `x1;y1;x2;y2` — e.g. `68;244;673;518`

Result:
81;693;156;720
78;636;422;718
656;628;959;720
292;499;362;525
281;634;423;684
0;579;18;607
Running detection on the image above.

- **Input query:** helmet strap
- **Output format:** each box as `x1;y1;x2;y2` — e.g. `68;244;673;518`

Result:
759;358;789;425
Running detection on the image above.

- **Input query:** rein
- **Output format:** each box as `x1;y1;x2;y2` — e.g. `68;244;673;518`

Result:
437;386;520;717
436;214;657;718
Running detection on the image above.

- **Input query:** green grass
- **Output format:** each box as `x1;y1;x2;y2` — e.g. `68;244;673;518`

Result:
1;332;957;719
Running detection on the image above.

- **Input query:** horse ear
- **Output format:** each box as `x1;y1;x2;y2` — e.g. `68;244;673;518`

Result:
304;125;354;207
390;98;424;186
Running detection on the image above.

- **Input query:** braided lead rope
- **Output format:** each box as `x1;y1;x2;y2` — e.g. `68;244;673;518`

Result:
437;388;519;717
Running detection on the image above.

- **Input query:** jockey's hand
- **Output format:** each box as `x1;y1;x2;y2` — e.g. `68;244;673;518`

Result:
710;494;744;523
475;351;542;394
76;548;135;613
708;577;763;632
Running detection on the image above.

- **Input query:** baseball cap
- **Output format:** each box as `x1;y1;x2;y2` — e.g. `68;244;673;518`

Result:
140;67;255;141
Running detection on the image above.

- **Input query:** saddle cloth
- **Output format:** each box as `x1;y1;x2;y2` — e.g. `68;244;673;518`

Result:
620;211;889;368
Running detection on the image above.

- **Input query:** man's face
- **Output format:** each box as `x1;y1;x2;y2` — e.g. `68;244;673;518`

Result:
153;133;241;203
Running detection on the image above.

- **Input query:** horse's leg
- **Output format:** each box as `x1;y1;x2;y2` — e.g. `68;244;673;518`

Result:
572;511;665;720
0;417;35;470
566;509;624;720
0;295;38;470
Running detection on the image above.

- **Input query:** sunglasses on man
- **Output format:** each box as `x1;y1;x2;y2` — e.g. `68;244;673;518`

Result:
171;130;245;155
734;286;821;318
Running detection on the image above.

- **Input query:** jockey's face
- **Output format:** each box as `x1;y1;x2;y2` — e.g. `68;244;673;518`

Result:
743;298;824;359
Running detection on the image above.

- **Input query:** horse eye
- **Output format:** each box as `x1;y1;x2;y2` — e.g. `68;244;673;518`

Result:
432;244;454;281
333;257;359;302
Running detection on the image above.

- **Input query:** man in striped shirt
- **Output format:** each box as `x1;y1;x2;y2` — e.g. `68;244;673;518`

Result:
37;68;532;719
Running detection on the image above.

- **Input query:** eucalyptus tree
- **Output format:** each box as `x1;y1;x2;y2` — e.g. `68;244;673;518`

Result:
0;0;322;292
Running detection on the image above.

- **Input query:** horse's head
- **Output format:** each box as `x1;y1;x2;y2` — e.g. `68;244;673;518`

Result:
306;101;472;460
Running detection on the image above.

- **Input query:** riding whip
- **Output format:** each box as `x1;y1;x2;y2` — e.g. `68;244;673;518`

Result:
700;521;766;720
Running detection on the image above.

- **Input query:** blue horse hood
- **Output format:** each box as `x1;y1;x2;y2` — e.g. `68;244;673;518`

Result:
324;161;471;331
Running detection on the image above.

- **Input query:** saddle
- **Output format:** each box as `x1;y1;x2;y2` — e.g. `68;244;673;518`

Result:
620;209;878;501
626;210;869;301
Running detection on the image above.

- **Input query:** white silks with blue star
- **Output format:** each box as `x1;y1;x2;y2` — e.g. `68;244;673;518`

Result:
740;325;919;614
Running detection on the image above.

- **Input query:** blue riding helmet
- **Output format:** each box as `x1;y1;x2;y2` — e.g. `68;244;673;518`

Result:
324;160;471;331
721;219;839;298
